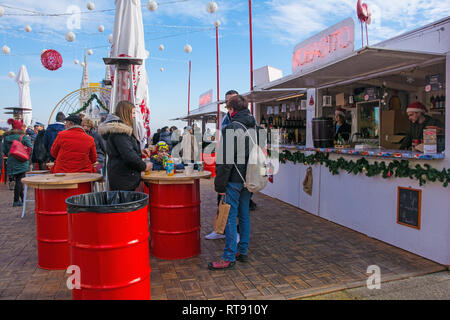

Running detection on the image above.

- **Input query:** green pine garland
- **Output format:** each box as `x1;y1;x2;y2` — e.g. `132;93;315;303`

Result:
72;93;109;115
275;150;450;187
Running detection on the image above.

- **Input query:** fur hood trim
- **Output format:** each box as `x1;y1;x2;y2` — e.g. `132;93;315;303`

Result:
98;121;133;136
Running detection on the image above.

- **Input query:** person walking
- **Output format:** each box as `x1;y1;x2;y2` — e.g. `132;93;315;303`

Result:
208;95;256;270
2;119;32;207
44;112;65;162
50;114;97;173
82;118;107;174
98;101;152;191
31;122;47;170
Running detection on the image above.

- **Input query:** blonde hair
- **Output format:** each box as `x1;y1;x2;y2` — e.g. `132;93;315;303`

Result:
115;101;134;128
82;118;94;129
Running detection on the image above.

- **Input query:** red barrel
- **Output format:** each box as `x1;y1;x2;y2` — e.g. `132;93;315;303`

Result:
202;152;216;177
35;182;91;270
149;180;200;259
67;192;151;300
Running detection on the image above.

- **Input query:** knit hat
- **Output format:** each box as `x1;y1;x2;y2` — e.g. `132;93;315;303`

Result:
335;107;346;117
156;141;169;152
7;118;23;131
406;101;427;114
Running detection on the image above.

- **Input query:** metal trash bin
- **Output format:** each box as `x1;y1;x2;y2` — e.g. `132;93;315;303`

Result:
66;191;150;300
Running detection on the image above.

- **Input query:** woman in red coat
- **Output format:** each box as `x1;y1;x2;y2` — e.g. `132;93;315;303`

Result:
51;114;97;173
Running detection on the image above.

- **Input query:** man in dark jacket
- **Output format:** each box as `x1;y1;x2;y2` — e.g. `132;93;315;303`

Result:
44;112;65;161
400;101;443;150
82;118;107;173
151;128;161;145
31;123;47;170
208;95;256;270
159;126;172;149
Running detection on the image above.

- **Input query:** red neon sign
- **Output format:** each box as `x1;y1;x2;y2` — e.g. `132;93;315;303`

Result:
292;18;354;73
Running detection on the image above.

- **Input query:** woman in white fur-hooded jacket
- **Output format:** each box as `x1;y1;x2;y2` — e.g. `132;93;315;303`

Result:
98;102;149;191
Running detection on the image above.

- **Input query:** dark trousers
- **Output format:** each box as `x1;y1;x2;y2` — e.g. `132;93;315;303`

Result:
13;172;25;202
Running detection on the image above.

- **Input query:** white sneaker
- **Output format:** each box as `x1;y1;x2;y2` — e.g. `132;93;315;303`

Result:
236;233;240;244
205;231;226;240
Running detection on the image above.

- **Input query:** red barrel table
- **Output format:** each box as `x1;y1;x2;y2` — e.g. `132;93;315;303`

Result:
142;170;211;260
66;191;150;300
22;173;102;270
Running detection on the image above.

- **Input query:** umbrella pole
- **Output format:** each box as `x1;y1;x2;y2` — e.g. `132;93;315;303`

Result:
110;67;119;114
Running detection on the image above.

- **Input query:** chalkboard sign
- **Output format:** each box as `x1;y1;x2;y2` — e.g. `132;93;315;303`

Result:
397;187;421;229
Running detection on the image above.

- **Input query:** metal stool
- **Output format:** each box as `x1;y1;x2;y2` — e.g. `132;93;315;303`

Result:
22;170;50;219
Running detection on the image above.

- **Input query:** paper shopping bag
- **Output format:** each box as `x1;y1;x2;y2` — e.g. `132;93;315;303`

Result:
213;199;230;235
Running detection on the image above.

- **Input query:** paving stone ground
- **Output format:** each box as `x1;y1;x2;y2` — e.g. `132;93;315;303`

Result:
0;178;446;300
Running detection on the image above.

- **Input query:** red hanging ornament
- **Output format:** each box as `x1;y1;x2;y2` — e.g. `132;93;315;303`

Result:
41;49;63;71
309;95;314;106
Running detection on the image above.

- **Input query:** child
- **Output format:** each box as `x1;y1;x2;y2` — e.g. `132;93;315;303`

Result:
151;141;185;171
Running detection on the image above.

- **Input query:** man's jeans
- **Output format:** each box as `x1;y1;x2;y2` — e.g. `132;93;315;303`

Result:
222;182;252;262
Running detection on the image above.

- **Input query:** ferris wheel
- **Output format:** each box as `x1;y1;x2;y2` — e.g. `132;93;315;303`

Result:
48;86;111;125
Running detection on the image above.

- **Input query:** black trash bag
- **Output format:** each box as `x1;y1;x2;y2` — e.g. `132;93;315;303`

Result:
66;191;149;214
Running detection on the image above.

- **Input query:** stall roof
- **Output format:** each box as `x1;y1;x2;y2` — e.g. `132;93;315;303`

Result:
171;100;227;121
262;47;446;91
243;88;306;104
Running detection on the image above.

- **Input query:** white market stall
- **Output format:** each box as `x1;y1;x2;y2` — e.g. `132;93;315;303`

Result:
252;17;450;266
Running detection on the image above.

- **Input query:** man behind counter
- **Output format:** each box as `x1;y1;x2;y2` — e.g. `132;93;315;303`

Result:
400;101;443;150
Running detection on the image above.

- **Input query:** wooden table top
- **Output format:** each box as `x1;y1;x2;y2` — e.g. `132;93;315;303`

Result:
141;170;211;184
22;172;102;188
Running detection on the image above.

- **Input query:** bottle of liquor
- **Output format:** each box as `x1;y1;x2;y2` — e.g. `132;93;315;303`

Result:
430;95;435;109
435;95;441;109
442;94;446;109
260;115;267;127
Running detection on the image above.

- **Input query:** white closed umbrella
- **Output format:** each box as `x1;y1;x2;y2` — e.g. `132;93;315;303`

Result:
110;0;150;148
15;65;32;127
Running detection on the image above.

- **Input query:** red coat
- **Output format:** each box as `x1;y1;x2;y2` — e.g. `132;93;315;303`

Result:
51;126;97;173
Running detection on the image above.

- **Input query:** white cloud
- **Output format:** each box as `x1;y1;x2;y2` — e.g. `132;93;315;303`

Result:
259;0;450;45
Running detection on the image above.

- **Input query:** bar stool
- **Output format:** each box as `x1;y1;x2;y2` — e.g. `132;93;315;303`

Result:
21;170;50;219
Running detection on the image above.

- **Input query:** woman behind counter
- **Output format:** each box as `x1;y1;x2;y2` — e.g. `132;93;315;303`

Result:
334;107;352;143
99;101;152;191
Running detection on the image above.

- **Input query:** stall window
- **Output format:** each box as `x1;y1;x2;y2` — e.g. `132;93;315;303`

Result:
357;100;380;143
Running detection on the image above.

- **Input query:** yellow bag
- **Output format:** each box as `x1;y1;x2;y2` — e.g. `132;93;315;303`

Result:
213;199;230;234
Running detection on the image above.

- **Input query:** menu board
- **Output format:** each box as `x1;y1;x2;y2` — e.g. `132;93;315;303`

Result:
425;74;443;91
397;187;421;229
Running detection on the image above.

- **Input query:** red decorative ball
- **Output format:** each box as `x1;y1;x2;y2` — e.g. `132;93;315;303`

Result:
41;49;63;71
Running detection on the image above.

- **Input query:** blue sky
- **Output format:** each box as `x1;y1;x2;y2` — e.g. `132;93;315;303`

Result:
1;0;449;133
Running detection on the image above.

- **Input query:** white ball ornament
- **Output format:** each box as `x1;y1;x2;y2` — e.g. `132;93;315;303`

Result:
159;44;164;51
81;62;86;67
2;45;10;55
24;25;32;32
87;2;95;10
214;20;221;28
206;1;218;14
65;31;76;42
98;25;104;32
74;59;79;65
184;44;192;54
147;1;158;11
88;49;93;55
145;50;150;58
8;72;15;78
108;34;113;44
160;67;164;72
0;6;4;17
